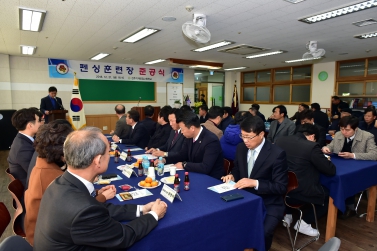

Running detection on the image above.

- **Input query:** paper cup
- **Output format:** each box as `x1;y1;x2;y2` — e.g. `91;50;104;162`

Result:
170;166;176;176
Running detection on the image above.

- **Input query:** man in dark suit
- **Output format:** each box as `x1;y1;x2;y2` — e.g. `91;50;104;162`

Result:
267;105;295;143
222;116;287;250
310;103;330;130
40;86;64;123
141;105;157;137
331;96;348;120
161;111;224;180
112;110;150;149
295;110;327;147
110;104;131;139
8;108;43;188
146;106;172;149
198;105;209;124
220;106;234;132
34;127;167;251
276;124;336;237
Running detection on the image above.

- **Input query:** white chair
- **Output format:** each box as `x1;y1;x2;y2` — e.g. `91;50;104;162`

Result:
318;237;341;251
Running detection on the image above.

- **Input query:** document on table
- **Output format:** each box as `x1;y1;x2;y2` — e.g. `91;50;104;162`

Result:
128;148;143;151
116;189;153;201
208;181;236;194
133;154;158;160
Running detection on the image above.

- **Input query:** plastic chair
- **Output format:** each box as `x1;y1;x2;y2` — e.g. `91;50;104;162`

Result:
282;171;320;251
318;237;341;251
7;179;26;237
0;235;33;251
223;159;231;175
0;202;11;237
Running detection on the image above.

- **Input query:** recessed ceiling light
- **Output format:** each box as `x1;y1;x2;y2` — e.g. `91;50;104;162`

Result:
20;45;36;55
244;50;285;59
284;0;306;3
299;1;377;24
354;31;377;39
162;16;176;21
353;18;377;27
90;53;110;60
144;59;166;64
19;7;46;32
224;67;248;71
192;41;234;52
285;57;322;63
121;27;160;43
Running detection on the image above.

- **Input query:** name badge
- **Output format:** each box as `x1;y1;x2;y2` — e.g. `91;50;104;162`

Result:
122;167;137;178
120;152;127;161
160;184;182;203
111;144;118;151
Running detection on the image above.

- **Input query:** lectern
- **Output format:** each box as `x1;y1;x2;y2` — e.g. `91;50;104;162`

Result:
49;110;68;122
131;106;160;121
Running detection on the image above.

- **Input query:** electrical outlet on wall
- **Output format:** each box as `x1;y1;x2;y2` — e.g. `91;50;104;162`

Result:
103;126;108;130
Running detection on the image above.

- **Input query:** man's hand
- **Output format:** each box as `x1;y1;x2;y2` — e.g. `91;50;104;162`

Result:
175;162;184;170
146;148;156;154
221;174;234;183
109;130;114;134
338;152;354;159
98;185;116;200
142;201;155;215
234;178;257;189
112;135;120;143
45;110;50;115
333;115;339;119
154;158;166;166
150;198;168;220
322;146;331;154
152;150;165;157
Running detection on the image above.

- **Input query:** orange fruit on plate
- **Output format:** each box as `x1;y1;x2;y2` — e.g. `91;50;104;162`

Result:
145;177;152;183
144;183;151;187
140;181;146;186
151;181;158;187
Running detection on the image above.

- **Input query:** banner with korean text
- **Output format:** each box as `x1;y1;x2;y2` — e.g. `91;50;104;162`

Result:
48;58;183;83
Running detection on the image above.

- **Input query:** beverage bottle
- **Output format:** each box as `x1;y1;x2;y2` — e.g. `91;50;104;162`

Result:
126;149;132;162
184;172;190;191
142;156;150;175
157;157;164;176
114;150;119;163
174;174;180;193
138;161;143;176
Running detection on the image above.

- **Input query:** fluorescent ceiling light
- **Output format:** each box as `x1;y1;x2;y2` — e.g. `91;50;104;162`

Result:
245;50;285;59
354;31;377;39
224;67;248;71
194;73;202;75
284;0;306;3
121;27;160;43
144;59;166;64
90;53;110;60
193;41;234;52
19;7;46;32
299;1;377;24
352;18;377;27
189;65;222;70
285;57;322;63
20;45;36;55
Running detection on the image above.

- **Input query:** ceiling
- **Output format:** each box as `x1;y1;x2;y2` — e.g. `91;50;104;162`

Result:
1;0;377;71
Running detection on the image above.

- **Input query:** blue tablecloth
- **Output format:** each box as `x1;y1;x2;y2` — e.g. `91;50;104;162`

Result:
320;155;377;212
97;142;266;251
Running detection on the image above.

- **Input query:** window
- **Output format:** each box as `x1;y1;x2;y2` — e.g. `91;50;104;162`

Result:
256;86;270;102
368;59;377;75
273;85;290;102
243;87;254;101
243;72;255;83
292;85;310;102
274;68;290;82
337;82;364;95
338;60;365;77
256;70;271;82
293;66;311;80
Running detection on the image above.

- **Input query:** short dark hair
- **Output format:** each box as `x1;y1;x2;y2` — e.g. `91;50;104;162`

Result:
223;106;232;116
114;104;125;114
35;120;73;163
273;105;288;117
311;103;320;111
341;108;352;114
332;96;340;100
299;110;314;122
177;111;200;128
338;103;349;111
300;103;309;110
234;111;252;125
297;123;319;141
240;116;265;135
144;105;154;117
48;86;57;92
11;108;41;131
128;110;140;122
364;107;377;116
199;105;208;112
159;105;172;122
180;105;192;112
208;106;224;119
251;104;260;111
339;116;359;130
201;94;205;97
169;108;182;117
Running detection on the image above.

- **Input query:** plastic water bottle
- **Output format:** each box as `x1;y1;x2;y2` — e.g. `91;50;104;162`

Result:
264;122;270;131
157;157;164;176
142;156;150;175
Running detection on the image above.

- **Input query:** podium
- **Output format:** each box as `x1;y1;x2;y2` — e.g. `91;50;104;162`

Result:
131;106;160;121
49;110;68;122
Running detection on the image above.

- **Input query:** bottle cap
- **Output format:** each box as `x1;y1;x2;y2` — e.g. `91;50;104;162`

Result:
185;172;188;175
175;174;179;177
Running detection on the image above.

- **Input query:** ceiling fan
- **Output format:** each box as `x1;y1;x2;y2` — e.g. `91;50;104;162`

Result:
182;14;211;44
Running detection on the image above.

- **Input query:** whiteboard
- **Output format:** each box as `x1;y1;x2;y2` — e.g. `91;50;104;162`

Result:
166;83;183;107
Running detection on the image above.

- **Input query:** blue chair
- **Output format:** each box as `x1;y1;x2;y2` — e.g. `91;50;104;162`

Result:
0;236;32;251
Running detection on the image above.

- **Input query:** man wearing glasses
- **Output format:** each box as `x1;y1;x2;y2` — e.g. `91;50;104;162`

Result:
222;116;287;251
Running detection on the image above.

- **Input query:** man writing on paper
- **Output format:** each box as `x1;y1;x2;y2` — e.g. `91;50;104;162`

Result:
40;86;64;123
222;116;287;250
34;127;167;251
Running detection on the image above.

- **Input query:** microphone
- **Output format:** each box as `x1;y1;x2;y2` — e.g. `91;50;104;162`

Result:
137;97;141;107
55;97;65;110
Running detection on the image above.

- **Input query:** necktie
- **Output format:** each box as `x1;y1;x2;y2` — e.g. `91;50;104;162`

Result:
90;190;96;197
347;138;353;147
171;131;178;145
247;150;255;177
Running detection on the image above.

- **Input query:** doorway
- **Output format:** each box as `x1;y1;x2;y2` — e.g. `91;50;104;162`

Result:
194;70;224;108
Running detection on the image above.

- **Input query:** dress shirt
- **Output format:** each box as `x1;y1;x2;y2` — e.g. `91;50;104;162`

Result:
119;122;137;144
193;126;203;142
246;138;265;190
19;132;34;142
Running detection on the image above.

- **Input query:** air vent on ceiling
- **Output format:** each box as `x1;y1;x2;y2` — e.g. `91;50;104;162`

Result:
218;44;268;55
352;19;377;27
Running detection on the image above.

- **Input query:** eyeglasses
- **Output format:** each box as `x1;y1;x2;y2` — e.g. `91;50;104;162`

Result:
239;133;259;141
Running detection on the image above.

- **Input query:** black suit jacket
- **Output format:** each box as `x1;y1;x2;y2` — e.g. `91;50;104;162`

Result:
121;122;150;149
232;140;287;218
295;123;327;147
165;127;224;180
40;96;63;123
312;110;329;130
199;114;209;124
257;111;266;122
141;117;157;137
159;130;185;153
220;116;234;132
7;133;35;188
147;123;172;149
34;171;157;251
275;133;336;205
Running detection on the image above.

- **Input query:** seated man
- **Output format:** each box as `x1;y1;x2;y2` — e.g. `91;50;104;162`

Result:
295;109;326;147
267;105;295;143
328;108;352;133
290;103;309;126
222;116;287;250
146;106;172;149
8;108;43;188
250;104;266;122
276;124;336;237
141;105;157;137
112;110;149;149
161;111;224;180
33;127;167;250
220;106;234;132
198;105;209;124
110;104;131;139
310;103;329;130
201;106;224;139
358;107;377;145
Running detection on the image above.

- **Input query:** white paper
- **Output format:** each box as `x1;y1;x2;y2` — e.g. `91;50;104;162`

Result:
120;152;127;161
208;181;236;194
160;184;182;203
129;189;153;199
129;148;143;152
133;154;158;160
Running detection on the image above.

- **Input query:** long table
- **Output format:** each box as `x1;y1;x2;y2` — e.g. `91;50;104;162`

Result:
320;155;377;241
97;142;266;251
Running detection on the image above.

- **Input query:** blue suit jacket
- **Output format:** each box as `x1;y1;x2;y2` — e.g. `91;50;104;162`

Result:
40;96;63;123
140;117;157;137
120;122;150;149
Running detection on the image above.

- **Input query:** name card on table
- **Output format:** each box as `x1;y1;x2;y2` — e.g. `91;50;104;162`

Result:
122;166;138;178
208;181;236;194
120;152;128;161
116;189;153;201
111;144;118;151
160;184;182;203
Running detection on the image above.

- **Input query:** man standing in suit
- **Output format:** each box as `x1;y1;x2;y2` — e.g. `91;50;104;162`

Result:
311;103;330;130
267;105;295;143
295;110;327;147
8;108;43;188
201;106;224;139
112;110;150;149
146;106;172;149
141;105;157;137
160;111;224;180
110;104;131;139
331;96;348;120
40;86;63;123
276;124;336;237
34;127;167;250
222;116;287;250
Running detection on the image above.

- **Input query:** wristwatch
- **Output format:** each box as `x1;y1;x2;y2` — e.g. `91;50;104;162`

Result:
182;161;187;168
164;152;168;157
